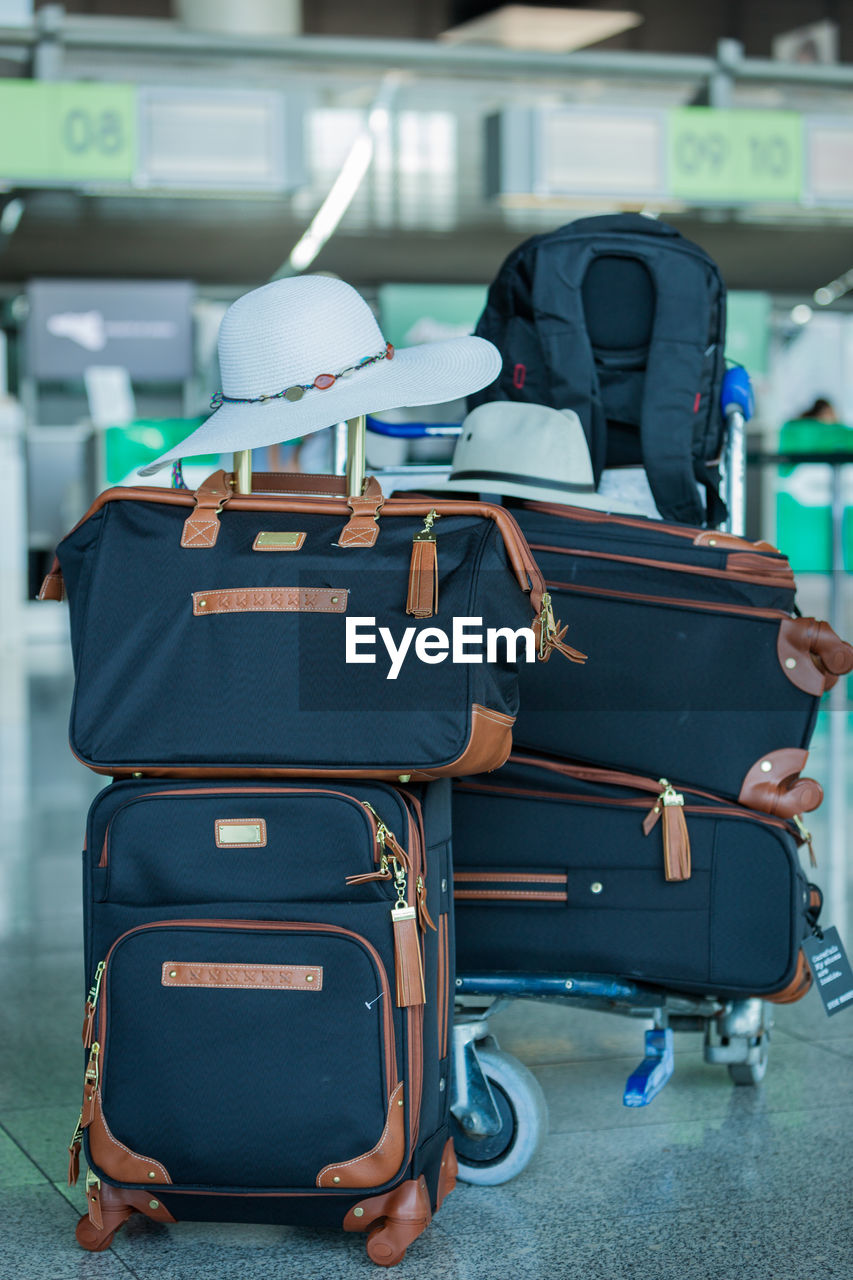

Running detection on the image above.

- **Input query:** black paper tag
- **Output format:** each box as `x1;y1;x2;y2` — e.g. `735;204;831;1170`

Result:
803;927;853;1017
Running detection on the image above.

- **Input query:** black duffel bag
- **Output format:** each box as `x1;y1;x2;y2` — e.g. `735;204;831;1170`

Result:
41;471;582;779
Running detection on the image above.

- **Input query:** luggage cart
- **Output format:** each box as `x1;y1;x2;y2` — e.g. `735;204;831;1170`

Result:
324;373;760;1185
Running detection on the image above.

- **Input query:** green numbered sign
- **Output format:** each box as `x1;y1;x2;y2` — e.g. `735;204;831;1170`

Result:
669;108;802;203
0;81;135;183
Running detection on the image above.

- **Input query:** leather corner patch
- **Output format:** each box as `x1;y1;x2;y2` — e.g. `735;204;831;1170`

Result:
162;962;322;991
215;818;267;848
252;531;306;551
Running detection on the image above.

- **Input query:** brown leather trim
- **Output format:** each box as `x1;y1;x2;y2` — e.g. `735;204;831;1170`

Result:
55;482;541;601
180;469;230;548
454;889;568;902
726;551;793;578
546;578;789;621
437;914;448;1060
38;558;65;600
409;704;515;781
765;950;813;1004
316;1082;406;1188
528;542;794;590
88;1090;172;1184
98;919;397;1100
161;961;323;991
777;616;853;695
738;749;823;817
461;771;798;836
693;531;780;552
522;500;782;554
192;587;347;615
214;817;268;848
89;703;515;781
343;1176;433;1266
250;473;383;498
435;1139;457;1212
454;870;567;884
252;531;306;551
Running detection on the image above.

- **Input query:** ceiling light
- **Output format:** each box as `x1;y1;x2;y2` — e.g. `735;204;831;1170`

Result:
790;304;812;324
439;5;642;53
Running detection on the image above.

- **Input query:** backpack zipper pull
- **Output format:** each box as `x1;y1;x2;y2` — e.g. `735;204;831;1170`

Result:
643;780;691;881
536;592;587;664
67;1110;84;1186
390;861;425;1007
82;960;105;1048
792;814;817;867
406;509;440;619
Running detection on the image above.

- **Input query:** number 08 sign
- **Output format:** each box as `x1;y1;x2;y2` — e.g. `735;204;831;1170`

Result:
0;81;135;183
669;107;803;203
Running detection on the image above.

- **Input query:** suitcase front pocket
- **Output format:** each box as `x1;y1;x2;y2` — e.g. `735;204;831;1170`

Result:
83;920;405;1191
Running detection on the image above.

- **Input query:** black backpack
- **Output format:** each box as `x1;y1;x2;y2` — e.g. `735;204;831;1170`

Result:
470;213;728;526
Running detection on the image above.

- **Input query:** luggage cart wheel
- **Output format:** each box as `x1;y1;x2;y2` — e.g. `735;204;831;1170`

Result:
451;1046;548;1186
727;1038;769;1086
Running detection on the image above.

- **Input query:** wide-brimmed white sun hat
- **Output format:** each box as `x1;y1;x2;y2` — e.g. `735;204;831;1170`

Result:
139;275;501;475
440;401;640;512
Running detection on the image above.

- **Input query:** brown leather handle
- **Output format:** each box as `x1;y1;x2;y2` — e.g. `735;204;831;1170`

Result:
738;749;823;817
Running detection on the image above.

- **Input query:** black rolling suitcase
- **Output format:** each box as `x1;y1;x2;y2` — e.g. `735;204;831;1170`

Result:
509;500;853;815
451;754;820;1001
70;777;455;1267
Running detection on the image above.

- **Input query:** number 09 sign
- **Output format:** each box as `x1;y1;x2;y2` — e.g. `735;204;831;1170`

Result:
669;108;803;203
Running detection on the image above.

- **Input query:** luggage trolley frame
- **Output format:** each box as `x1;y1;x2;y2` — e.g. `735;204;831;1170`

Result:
332;371;758;1186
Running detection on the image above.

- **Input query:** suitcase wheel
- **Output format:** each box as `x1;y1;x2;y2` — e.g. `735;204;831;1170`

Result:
451;1046;548;1186
75;1213;120;1252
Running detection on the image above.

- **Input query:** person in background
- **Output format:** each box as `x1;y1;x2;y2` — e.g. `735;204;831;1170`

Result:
781;396;852;452
799;397;839;425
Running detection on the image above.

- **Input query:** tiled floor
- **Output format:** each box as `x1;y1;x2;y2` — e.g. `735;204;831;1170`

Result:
2;645;852;1279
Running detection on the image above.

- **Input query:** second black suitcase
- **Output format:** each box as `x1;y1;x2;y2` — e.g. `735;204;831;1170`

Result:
510;500;853;814
452;754;819;1000
71;777;455;1267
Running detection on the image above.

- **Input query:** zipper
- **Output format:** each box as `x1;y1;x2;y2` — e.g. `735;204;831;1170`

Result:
99;786;382;869
526;542;795;592
543;577;793;623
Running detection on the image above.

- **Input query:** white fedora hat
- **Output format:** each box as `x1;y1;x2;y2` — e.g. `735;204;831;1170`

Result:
139;275;501;475
441;401;636;511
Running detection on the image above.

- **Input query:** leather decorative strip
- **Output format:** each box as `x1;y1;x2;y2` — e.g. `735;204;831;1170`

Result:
161;962;322;991
214;818;267;848
453;870;568;904
192;587;347;615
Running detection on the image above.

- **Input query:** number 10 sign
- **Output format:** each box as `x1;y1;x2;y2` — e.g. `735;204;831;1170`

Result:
669;108;803;203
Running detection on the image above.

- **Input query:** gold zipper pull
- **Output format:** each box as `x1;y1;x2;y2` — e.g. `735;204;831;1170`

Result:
416;875;437;932
406;509;440;619
86;1168;104;1231
82;960;106;1048
81;1042;100;1128
535;592;587;664
390;861;425;1007
68;1110;84;1186
792;814;817;867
